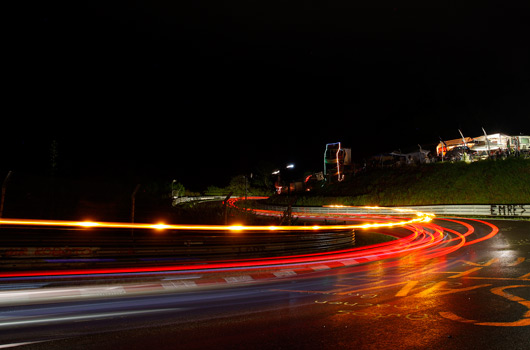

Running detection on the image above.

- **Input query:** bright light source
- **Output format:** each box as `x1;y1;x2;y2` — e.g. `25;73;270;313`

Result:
286;164;295;169
77;221;100;227
0;204;436;233
152;223;169;230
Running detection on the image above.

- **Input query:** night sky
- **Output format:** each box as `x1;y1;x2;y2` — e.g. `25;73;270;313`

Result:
5;1;530;190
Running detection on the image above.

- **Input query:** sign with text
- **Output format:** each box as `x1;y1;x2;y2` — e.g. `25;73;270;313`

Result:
490;204;527;216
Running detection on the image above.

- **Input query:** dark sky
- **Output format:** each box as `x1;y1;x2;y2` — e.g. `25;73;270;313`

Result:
5;1;530;190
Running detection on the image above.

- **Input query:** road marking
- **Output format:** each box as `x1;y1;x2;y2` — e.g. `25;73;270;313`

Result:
414;281;491;297
507;257;526;266
518;272;530;280
273;270;297;278
311;265;332;271
439;311;477;323
448;267;483;278
457;275;530;281
224;276;253;283
440;285;530;327
334;281;407;295
395;281;419;297
458;258;499;266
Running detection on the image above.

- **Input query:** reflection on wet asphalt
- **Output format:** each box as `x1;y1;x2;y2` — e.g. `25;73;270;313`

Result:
0;219;529;349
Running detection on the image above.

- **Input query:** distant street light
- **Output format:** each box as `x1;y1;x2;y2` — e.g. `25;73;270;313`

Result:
272;163;295;175
272;163;295;194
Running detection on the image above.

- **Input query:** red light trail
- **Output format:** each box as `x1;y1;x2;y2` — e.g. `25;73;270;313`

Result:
0;201;499;279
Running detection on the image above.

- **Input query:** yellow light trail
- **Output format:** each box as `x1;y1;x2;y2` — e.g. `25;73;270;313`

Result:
0;206;434;232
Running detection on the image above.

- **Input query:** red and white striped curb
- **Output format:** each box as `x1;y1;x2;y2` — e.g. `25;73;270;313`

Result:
0;258;378;305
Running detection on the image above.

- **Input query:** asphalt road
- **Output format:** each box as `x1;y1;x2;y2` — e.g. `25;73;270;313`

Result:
1;218;529;350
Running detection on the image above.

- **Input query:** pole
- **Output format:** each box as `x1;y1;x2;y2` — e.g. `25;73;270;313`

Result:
0;171;13;218
244;175;248;223
482;127;491;154
244;175;247;202
130;184;141;249
458;129;468;161
458;129;467;148
439;137;447;162
131;184;141;223
223;192;233;225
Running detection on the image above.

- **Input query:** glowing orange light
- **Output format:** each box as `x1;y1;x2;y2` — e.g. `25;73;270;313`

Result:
0;213;500;279
77;221;100;227
152;223;169;230
0;208;433;232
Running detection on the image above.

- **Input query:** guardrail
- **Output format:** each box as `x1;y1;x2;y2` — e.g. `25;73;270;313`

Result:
172;196;229;205
173;197;530;218
287;204;530;218
0;226;355;270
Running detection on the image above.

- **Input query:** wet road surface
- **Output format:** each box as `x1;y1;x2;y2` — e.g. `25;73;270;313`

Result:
1;218;529;349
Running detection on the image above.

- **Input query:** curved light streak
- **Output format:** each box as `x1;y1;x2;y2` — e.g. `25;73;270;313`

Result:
0;205;433;232
0;201;499;279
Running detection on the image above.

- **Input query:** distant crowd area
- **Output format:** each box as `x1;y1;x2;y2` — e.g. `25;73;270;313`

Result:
367;132;530;168
290;132;529;192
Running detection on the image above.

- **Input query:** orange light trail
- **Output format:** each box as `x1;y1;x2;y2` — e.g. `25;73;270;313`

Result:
0;207;433;232
0;202;499;279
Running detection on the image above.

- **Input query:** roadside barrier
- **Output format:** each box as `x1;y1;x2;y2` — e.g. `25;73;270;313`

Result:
0;226;355;270
176;196;530;218
288;204;530;218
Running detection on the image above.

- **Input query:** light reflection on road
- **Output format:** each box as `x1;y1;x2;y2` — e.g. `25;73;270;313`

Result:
0;206;509;348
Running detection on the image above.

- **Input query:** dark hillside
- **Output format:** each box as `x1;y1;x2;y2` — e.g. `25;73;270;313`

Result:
292;158;530;206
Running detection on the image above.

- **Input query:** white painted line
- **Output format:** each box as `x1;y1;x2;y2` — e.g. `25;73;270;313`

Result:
339;259;359;266
224;276;254;283
273;270;297;277
364;255;379;261
311;265;332;271
162;280;198;289
78;286;126;296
